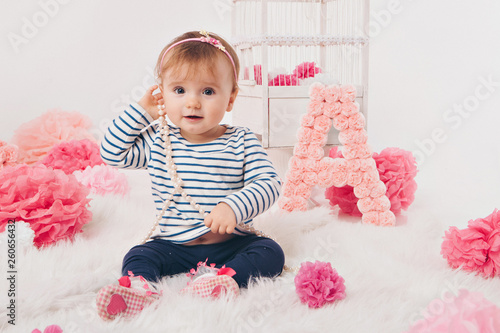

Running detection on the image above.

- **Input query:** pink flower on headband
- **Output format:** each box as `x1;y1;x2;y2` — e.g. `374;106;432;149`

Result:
199;30;226;51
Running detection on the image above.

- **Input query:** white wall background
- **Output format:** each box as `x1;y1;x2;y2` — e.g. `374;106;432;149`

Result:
1;0;499;226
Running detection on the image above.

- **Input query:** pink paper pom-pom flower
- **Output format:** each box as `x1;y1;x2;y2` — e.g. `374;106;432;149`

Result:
73;165;129;196
32;325;63;333
294;261;346;308
39;139;104;174
269;74;299;86
12;109;96;165
405;289;500;333
292;62;322;79
0;140;19;171
0;164;92;248
441;209;500;278
325;147;418;216
253;64;262;85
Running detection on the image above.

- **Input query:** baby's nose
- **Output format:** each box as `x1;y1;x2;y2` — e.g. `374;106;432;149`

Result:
185;96;201;109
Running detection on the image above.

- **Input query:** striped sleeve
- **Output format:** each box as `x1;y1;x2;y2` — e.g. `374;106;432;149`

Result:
221;130;282;224
100;103;156;169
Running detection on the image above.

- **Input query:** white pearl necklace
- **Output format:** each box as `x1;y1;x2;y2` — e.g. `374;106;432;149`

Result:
140;103;272;245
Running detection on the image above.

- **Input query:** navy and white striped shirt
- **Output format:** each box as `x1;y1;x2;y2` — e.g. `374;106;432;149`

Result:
101;103;281;243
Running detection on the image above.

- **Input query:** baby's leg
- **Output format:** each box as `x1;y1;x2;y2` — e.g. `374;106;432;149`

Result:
98;239;201;320
121;239;203;282
223;236;285;287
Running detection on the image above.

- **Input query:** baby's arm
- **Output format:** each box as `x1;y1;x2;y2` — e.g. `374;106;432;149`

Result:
100;85;161;169
205;129;281;234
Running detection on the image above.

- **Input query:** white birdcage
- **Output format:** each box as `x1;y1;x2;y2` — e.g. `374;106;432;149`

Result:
231;0;369;148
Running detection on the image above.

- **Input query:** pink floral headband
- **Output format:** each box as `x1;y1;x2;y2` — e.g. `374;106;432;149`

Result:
159;30;238;82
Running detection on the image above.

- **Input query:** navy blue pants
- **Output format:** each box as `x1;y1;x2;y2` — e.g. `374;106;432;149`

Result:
122;235;285;287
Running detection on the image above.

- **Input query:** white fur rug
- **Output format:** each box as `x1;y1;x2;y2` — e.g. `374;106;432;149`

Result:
1;169;499;333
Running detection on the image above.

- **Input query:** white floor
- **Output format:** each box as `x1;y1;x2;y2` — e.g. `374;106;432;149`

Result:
1;141;499;332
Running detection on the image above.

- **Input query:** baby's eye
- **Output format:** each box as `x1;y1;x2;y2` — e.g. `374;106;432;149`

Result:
202;88;215;96
174;87;185;94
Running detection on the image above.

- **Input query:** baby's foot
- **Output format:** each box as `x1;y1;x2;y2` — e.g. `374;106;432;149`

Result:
96;272;160;321
181;261;239;298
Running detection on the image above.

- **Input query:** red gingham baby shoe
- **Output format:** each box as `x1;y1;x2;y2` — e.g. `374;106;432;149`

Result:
96;272;160;321
180;261;239;298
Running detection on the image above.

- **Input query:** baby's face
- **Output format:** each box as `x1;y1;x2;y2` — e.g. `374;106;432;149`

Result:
160;56;237;143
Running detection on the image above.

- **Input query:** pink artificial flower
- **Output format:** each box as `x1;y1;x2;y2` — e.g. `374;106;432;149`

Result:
353;182;371;200
279;196;307;212
369;181;388;199
357;196;391;214
283;181;310;199
285;169;304;184
361;211;396;226
405;289;500;333
304;159;321;172
0;140;19;171
346;171;363;187
339;129;368;145
332;114;349;131
309;83;327;103
0;164;92;248
346;158;361;172
307;144;325;160
319;156;336;172
303;171;318;186
339;85;357;103
343;144;372;159
307;100;325;117
310;130;327;146
12;109;95;164
288;156;306;171
441;209;500;278
282;182;297;197
379;211;396;226
361;211;380;225
293;182;313;199
313;115;332;134
340;101;360;117
358;157;377;172
39;139;103;174
324;85;341;104
294;261;346;308
330;156;348;173
361;169;382;187
330;170;348;188
317;170;335;188
297;127;313;144
293;143;309;159
73;165;129;197
348;112;366;130
323;101;343;119
301;114;316;128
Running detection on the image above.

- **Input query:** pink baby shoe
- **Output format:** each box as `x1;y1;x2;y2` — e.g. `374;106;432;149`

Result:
181;261;239;298
96;272;160;321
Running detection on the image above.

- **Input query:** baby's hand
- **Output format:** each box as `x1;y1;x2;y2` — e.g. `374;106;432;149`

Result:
204;202;237;234
138;85;163;120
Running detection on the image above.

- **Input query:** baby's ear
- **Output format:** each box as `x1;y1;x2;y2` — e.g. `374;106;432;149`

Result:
226;89;239;112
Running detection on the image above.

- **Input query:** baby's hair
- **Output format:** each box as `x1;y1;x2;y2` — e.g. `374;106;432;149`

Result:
155;31;240;92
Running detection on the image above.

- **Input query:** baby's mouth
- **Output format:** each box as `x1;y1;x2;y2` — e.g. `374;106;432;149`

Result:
185;115;203;119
